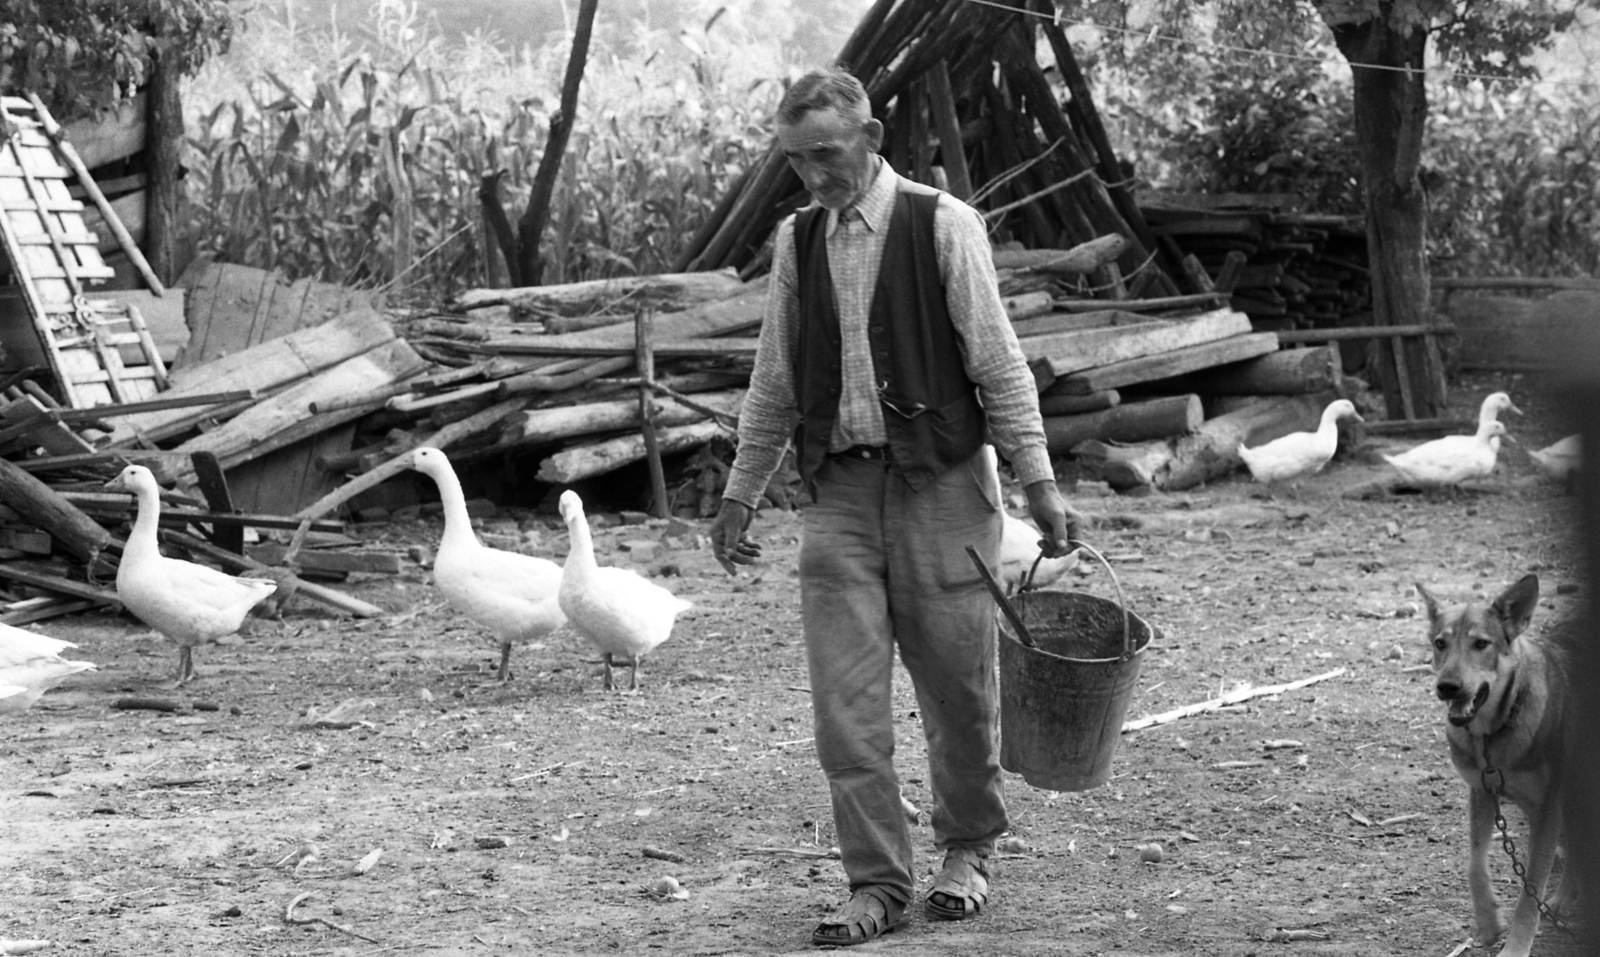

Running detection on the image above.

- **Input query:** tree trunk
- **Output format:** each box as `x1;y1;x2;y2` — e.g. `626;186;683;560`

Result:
514;0;600;286
1331;17;1444;419
145;43;185;285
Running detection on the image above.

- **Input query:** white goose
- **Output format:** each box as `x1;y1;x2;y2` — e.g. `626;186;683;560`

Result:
408;447;565;682
1237;398;1364;485
1477;391;1522;453
108;465;277;684
982;445;1078;593
0;625;96;712
557;490;691;691
1382;419;1512;489
1529;434;1580;482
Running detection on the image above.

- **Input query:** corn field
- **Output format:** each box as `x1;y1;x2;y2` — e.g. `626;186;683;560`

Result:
182;0;778;299
181;1;1600;300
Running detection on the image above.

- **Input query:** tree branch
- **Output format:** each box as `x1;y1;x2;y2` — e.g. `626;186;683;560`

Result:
479;169;522;288
515;0;600;287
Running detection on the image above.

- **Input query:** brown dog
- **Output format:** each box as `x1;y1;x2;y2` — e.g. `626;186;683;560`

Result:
1419;574;1579;957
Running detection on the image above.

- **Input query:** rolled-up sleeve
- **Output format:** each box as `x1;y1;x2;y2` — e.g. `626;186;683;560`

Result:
722;217;801;508
936;196;1054;486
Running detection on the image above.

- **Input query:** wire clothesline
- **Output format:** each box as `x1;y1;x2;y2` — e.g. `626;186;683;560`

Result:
962;0;1598;91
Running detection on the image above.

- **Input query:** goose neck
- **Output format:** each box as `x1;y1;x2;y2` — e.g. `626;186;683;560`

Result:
429;465;479;548
565;512;597;570
125;483;163;554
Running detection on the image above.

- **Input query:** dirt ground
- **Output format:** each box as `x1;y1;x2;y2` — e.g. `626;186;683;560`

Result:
1;371;1591;957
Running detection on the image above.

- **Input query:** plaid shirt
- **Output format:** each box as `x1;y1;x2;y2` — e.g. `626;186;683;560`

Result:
724;157;1052;507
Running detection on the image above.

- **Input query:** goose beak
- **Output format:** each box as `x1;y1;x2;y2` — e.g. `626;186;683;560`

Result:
1503;432;1519;445
1508;402;1524;415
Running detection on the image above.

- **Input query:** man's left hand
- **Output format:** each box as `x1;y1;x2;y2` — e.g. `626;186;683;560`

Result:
1022;479;1083;558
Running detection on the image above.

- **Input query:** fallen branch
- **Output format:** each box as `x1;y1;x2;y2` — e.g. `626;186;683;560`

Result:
750;846;840;860
1122;668;1346;733
284;891;379;944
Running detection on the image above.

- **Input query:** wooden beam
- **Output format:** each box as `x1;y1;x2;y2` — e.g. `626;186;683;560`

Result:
1047;333;1279;395
926;59;972;201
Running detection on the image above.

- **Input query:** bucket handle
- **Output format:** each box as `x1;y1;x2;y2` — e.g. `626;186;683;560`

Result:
1063;540;1136;662
964;544;1037;649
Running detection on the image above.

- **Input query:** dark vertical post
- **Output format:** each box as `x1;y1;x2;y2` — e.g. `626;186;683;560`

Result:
636;308;669;518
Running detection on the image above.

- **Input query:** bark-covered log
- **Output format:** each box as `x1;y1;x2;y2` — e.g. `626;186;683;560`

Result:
508;390;744;448
453;268;746;314
1038;390;1119;416
536;420;726;483
0;457;112;563
1162;344;1340;396
1042;394;1202;454
1073;391;1336;491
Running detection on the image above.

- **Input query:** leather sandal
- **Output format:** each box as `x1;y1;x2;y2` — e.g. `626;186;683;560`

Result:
811;887;906;947
925;848;990;921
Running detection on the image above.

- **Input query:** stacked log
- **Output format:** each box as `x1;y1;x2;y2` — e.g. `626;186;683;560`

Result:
1139;193;1370;335
676;0;1184;298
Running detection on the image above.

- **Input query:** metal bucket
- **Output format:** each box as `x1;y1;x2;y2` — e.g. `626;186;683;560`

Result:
968;544;1153;792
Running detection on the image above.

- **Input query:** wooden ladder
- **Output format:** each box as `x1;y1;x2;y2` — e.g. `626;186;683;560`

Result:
0;94;169;409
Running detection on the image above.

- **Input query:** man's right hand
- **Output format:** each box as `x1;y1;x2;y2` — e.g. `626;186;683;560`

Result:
709;499;762;575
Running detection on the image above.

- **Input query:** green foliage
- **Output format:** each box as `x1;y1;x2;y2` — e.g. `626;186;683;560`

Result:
1426;80;1600;276
0;0;235;118
1062;0;1596;274
1069;0;1361;211
182;1;778;296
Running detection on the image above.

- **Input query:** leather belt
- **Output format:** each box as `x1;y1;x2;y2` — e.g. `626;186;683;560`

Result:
832;444;888;461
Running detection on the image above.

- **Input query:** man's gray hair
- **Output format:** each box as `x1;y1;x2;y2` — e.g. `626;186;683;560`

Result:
776;67;871;126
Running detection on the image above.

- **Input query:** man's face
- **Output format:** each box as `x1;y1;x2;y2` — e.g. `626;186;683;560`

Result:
777;107;884;211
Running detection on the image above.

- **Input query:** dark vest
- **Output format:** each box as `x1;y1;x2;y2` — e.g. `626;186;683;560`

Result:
791;185;986;494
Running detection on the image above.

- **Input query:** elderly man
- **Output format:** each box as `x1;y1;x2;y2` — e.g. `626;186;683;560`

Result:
709;66;1079;946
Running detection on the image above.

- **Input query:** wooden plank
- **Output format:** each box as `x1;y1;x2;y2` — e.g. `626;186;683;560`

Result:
190;451;244;554
249;543;403;575
59;494;345;532
0;563;119;605
0;528;52;555
0;597;100;626
224;425;356;516
164;337;428;484
103;310;400;446
1020;308;1254;378
1013;309;1149;339
1048;332;1279;395
0;394;95;456
1274;324;1451;343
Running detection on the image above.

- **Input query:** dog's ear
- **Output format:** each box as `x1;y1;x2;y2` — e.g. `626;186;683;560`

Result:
1492;574;1540;641
1415;582;1443;623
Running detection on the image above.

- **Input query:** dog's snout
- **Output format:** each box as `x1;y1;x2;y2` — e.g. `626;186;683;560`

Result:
1436;680;1461;702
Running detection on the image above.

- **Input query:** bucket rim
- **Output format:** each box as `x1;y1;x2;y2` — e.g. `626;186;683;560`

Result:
998;606;1155;665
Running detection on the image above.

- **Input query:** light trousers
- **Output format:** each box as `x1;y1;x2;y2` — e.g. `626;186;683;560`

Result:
798;449;1007;904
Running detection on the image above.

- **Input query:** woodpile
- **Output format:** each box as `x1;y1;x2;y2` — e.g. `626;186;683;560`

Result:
1139;192;1371;333
0;0;1390;625
676;0;1185;300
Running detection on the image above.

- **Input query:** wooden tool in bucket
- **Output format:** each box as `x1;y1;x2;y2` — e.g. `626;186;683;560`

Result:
967;541;1153;791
